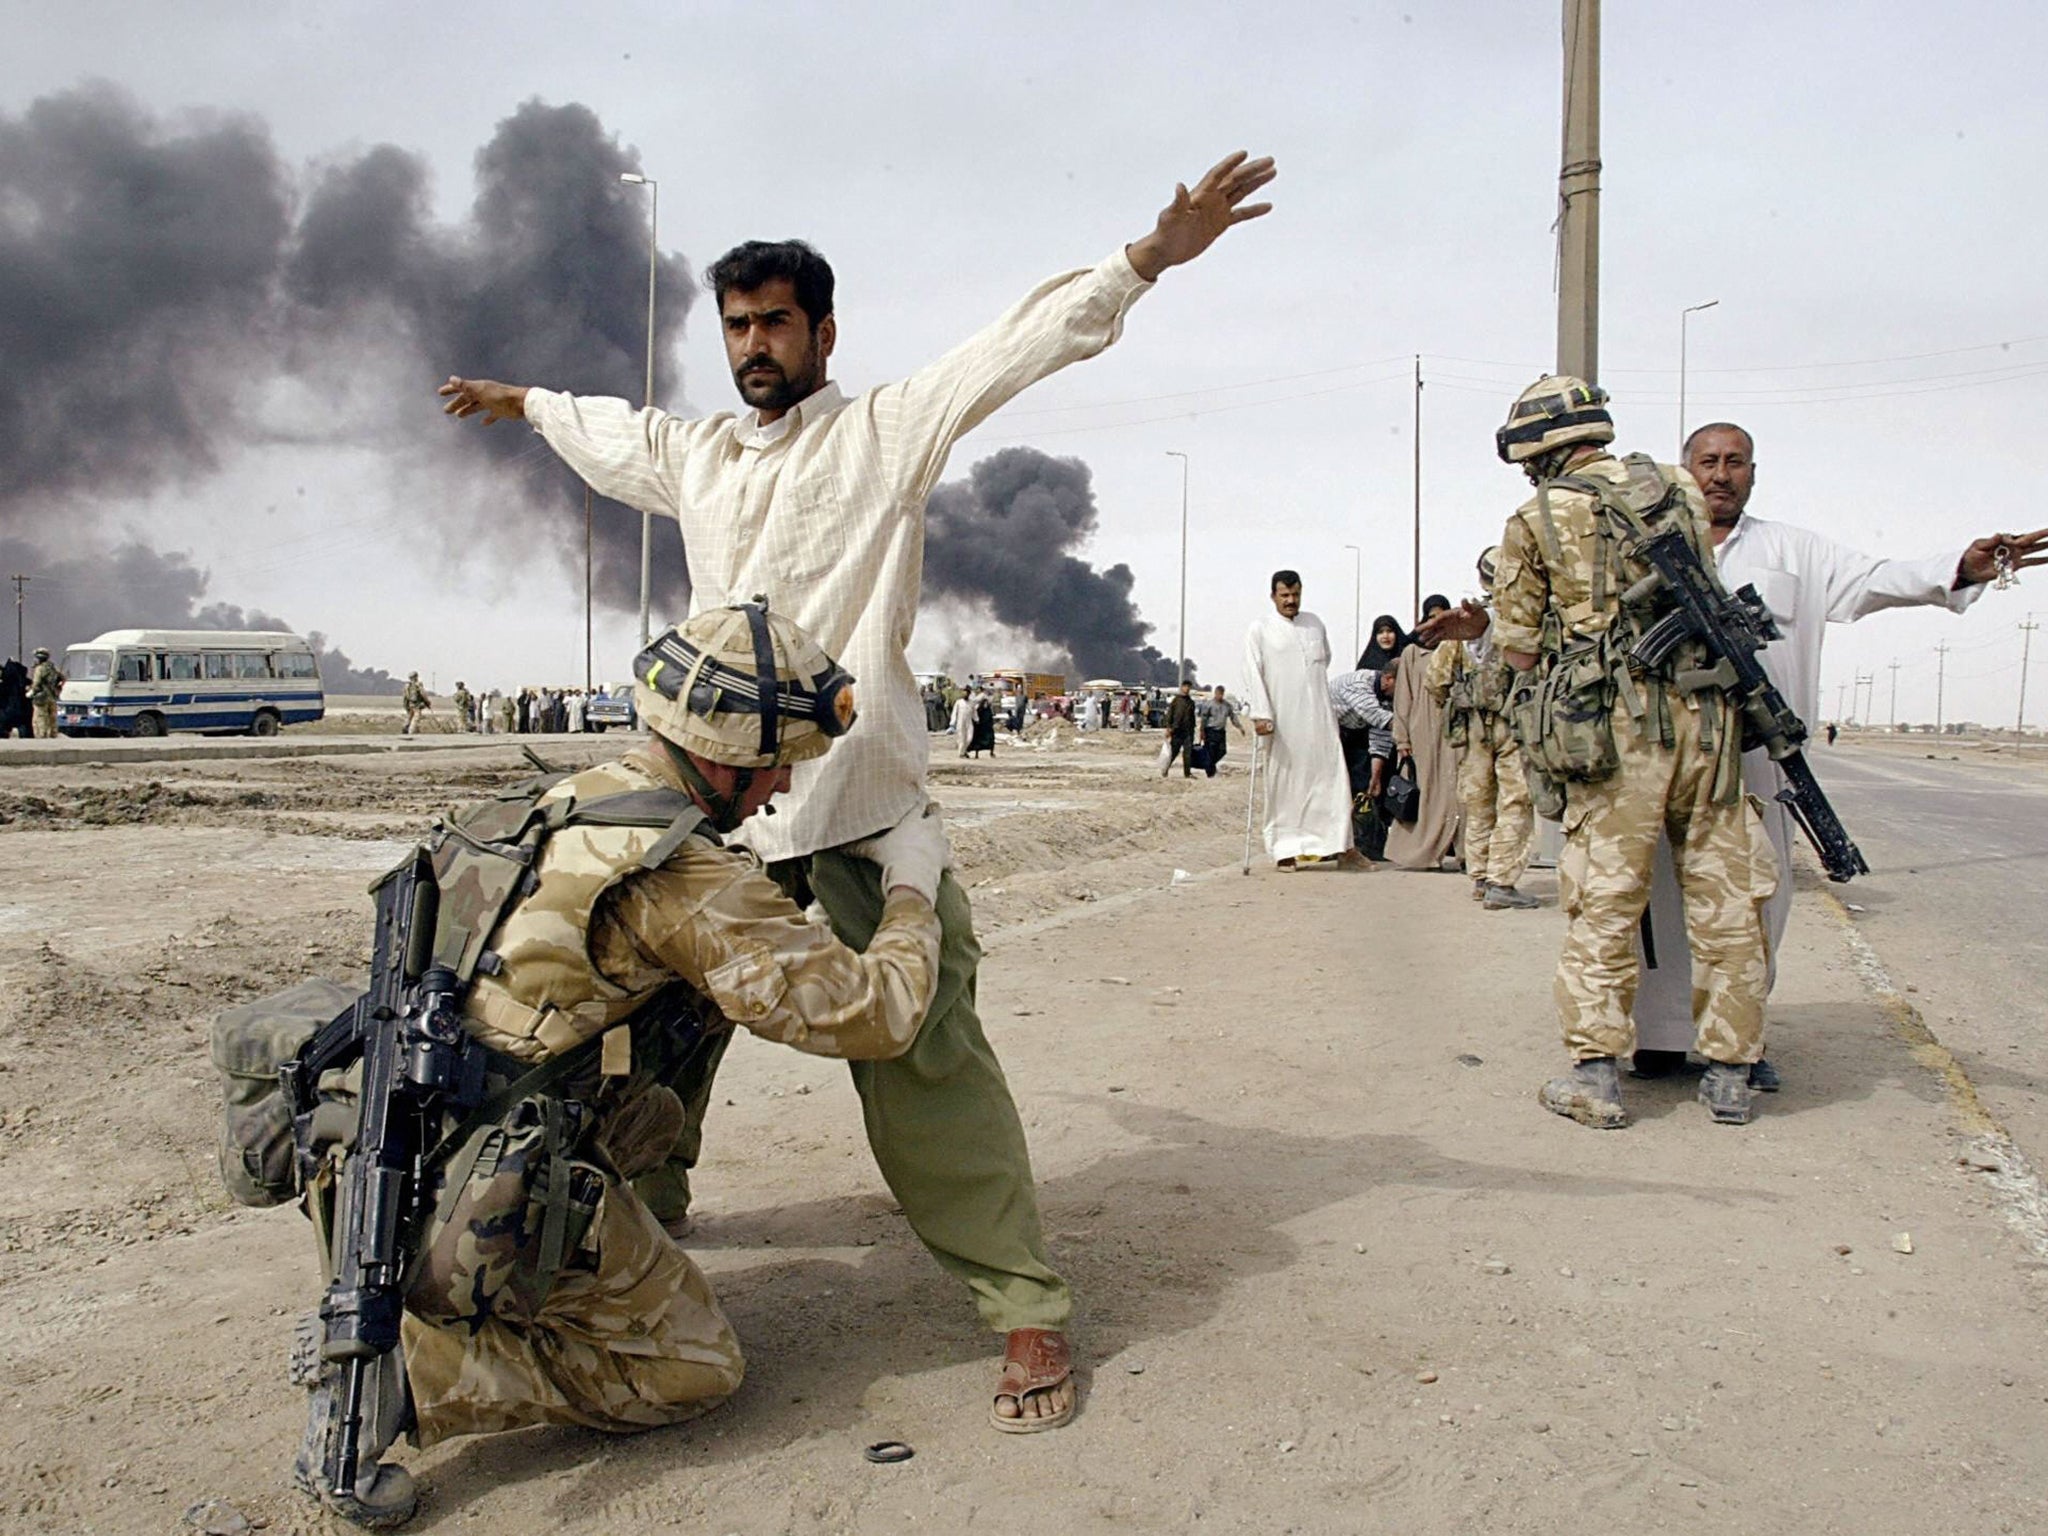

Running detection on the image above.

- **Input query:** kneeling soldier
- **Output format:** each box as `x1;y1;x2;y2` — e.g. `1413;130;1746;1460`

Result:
262;603;944;1527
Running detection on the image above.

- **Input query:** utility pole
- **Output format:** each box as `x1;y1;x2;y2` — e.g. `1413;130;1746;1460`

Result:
8;573;26;661
2021;614;2040;737
1556;0;1602;382
1934;639;1949;733
1834;680;1848;722
1888;658;1901;731
1411;355;1423;620
584;485;594;693
1166;451;1190;686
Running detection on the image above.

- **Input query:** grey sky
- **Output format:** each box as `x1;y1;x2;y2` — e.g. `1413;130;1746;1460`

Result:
9;1;2045;724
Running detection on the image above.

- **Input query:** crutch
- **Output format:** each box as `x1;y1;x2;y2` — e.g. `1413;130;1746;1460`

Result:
1241;730;1262;874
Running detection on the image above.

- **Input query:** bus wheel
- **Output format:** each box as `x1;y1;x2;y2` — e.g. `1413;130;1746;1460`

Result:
132;712;166;738
250;709;281;738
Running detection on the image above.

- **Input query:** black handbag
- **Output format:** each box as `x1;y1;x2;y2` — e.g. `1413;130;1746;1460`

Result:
1384;758;1421;825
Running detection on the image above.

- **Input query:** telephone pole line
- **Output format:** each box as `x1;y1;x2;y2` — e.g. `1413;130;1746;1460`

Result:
1933;639;1949;733
1411;355;1423;620
8;573;26;662
1556;0;1602;382
2020;614;2040;737
1888;658;1901;731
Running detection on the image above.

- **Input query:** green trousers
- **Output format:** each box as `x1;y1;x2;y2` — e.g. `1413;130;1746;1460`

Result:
635;849;1070;1334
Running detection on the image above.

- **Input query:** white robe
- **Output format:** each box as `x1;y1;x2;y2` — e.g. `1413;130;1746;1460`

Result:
951;697;974;754
1634;513;1981;1050
1243;609;1353;862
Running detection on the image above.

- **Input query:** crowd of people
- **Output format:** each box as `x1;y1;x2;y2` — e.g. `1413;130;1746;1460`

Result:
925;672;1247;780
397;672;621;736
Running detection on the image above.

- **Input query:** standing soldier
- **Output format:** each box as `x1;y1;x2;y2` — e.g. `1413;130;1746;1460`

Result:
452;680;475;733
1422;377;1776;1129
1427;548;1537;909
401;672;430;736
28;646;65;739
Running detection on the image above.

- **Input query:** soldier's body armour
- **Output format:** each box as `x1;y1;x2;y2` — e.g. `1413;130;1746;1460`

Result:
437;758;711;1063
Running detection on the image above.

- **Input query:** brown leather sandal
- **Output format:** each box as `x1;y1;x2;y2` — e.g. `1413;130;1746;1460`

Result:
990;1327;1074;1434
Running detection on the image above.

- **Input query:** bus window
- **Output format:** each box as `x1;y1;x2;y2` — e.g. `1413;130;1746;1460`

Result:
204;653;235;680
116;652;153;683
276;652;320;680
163;652;202;681
64;649;114;682
234;653;273;679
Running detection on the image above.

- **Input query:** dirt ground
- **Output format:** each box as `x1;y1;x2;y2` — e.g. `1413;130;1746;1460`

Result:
3;724;2046;1535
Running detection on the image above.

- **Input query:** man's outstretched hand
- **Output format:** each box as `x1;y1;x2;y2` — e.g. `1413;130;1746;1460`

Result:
1127;151;1277;283
1957;526;2048;588
439;377;529;425
1414;600;1490;646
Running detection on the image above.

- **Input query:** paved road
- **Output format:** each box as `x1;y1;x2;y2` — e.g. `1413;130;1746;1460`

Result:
1812;743;2048;1163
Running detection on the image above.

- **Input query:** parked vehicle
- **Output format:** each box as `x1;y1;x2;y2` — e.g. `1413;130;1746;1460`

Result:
56;629;326;737
583;684;637;732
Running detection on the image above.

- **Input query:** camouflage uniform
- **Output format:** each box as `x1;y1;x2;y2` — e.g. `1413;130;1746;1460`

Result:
1494;453;1778;1066
396;746;942;1447
1427;638;1531;890
452;685;474;732
401;677;429;736
29;658;63;739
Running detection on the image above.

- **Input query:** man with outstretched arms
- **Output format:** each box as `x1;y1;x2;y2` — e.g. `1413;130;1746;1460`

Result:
439;150;1277;1433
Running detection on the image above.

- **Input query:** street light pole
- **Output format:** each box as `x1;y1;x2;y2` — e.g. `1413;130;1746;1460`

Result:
9;573;26;661
1343;543;1361;663
1679;299;1719;454
620;172;659;648
1166;451;1189;686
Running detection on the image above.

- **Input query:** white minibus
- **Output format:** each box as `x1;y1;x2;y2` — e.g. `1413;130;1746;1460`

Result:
56;630;326;737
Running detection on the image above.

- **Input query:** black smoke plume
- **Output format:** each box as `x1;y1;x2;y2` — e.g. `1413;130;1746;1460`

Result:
0;537;401;692
0;86;691;645
925;448;1192;684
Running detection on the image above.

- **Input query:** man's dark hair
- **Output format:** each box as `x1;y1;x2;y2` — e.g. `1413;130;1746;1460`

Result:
1271;569;1302;593
706;240;836;327
1682;421;1753;460
1420;592;1450;619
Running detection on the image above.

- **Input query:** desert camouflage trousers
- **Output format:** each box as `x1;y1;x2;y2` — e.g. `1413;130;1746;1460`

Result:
1554;695;1778;1066
399;1086;744;1448
1456;719;1532;889
31;699;57;739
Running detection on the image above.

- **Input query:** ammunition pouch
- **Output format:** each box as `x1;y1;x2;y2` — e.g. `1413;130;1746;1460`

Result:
1508;630;1620;786
409;1092;606;1327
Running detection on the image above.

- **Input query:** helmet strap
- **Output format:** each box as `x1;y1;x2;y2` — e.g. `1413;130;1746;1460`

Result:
654;733;752;833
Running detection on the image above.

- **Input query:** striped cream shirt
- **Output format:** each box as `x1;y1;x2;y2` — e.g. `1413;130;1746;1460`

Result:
526;249;1151;861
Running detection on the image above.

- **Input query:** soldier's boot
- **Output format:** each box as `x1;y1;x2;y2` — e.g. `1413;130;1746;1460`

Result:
1698;1063;1755;1126
1748;1058;1782;1093
1483;883;1540;910
1471;878;1489;902
291;1333;417;1530
1538;1056;1627;1129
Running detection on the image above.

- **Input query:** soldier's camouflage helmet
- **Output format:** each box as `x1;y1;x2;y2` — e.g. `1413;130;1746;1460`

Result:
1495;374;1615;465
1477;545;1501;590
633;600;856;768
33;646;49;659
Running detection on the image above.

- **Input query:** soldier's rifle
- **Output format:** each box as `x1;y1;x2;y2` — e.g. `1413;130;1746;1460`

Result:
1623;525;1870;883
281;849;486;1503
